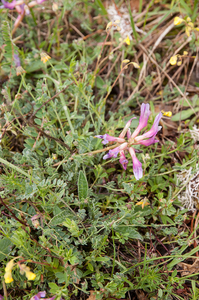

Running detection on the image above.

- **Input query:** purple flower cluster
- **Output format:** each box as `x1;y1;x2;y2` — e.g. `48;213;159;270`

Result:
96;103;162;180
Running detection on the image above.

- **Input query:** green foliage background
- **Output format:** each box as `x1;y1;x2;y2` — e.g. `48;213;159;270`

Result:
0;1;199;299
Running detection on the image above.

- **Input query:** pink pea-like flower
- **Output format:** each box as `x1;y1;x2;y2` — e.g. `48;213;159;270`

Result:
96;103;162;180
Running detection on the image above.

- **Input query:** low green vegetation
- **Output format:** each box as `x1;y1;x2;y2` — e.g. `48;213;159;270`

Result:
0;0;199;299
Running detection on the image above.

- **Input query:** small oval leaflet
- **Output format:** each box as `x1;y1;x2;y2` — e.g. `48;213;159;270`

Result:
78;170;88;200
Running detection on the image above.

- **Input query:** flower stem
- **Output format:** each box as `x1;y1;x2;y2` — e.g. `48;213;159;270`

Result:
53;144;119;167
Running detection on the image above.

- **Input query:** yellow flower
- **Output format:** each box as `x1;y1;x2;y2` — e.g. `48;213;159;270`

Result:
122;59;130;64
131;62;140;68
162;111;172;117
25;270;36;280
4;270;14;283
136;197;150;209
185;22;194;37
174;17;184;25
52;3;58;12
169;55;177;65
40;52;51;64
185;27;190;36
125;36;131;45
19;264;36;281
52;153;57;160
121;60;140;70
106;21;112;31
5;259;15;272
4;257;20;283
183;51;188;55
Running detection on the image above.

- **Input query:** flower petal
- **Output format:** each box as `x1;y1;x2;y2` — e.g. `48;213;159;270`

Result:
129;148;143;180
127;128;131;140
2;0;16;9
135;112;162;141
30;291;46;300
174;16;184;25
104;147;119;159
125;36;130;45
15;4;24;14
136;135;159;146
169;55;177;65
103;143;128;160
25;270;36;280
4;270;14;283
131;103;151;139
119;150;128;170
5;259;15;272
14;53;21;67
40;52;51;64
119;117;136;139
95;134;125;145
37;291;46;298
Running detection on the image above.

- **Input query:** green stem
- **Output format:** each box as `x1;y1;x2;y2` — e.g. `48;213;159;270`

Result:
111;226;116;277
0;157;32;179
53;143;118;167
21;74;36;101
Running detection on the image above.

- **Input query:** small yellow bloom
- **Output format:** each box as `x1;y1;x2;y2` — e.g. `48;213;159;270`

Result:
125;35;131;45
122;59;130;64
169;55;177;65
25;270;36;280
185;22;194;37
162;111;172;117
40;52;51;64
5;258;16;272
174;16;184;26
136;197;150;209
19;264;36;281
106;22;112;31
121;59;130;69
52;153;57;160
177;61;182;66
188;22;194;28
4;270;14;283
121;61;140;69
183;51;188;55
52;3;58;12
186;17;191;22
185;28;190;36
131;62;140;68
